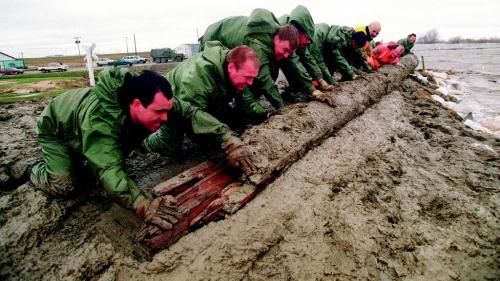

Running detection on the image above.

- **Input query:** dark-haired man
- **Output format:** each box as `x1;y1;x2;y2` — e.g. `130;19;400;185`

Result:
30;68;243;231
200;8;335;119
144;42;260;173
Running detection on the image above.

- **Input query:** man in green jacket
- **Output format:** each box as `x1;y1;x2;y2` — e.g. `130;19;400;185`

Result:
31;68;255;231
278;5;334;91
144;42;260;168
398;33;416;56
309;24;368;83
200;8;335;119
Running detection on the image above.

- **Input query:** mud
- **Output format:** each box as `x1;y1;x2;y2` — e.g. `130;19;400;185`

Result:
1;60;499;280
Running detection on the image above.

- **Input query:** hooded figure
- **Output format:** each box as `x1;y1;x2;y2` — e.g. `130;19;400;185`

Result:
199;8;319;119
309;24;367;83
278;6;334;91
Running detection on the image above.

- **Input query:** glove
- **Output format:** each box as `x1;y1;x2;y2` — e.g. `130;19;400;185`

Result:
223;136;257;175
266;108;283;118
317;78;334;91
361;63;374;73
135;195;182;230
351;73;358;80
311;90;337;107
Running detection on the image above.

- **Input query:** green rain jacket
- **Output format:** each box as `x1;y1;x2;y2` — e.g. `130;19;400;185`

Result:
200;8;315;118
166;42;236;127
398;37;414;56
310;24;364;80
37;67;230;209
278;5;324;81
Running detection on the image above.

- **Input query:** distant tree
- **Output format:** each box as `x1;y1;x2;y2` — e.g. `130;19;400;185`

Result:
446;36;500;44
448;36;462;44
418;29;440;44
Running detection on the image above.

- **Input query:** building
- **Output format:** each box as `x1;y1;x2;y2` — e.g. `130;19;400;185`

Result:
174;44;200;59
0;52;26;69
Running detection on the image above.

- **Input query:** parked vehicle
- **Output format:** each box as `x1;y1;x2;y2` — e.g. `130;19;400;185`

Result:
96;58;114;67
108;59;133;67
0;67;24;75
150;48;185;63
37;62;68;73
121;55;147;64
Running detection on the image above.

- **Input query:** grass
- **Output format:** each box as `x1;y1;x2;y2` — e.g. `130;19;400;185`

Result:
0;88;67;104
0;71;91;80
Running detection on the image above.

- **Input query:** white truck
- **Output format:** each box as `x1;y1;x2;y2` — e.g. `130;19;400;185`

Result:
38;62;69;73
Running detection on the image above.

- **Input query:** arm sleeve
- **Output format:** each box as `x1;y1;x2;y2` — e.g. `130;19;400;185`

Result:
298;46;323;81
280;52;316;94
309;42;335;84
82;121;146;210
329;48;355;79
235;86;269;119
247;38;284;110
143;99;233;155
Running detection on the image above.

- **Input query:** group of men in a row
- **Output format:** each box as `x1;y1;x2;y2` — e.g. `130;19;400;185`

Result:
30;6;416;230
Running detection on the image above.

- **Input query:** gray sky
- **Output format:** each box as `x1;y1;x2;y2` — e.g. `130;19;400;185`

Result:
1;0;498;58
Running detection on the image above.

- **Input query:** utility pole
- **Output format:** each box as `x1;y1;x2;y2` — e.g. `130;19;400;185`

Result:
74;36;82;66
124;36;129;54
133;34;137;56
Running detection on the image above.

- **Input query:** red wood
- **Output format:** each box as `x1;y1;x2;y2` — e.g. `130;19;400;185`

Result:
152;160;219;196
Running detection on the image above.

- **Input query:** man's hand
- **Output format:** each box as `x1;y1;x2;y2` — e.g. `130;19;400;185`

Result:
311;90;337;107
136;196;182;230
266;108;282;118
224;136;257;175
317;78;334;91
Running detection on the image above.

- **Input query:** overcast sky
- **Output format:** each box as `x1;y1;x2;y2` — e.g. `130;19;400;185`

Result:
1;0;498;58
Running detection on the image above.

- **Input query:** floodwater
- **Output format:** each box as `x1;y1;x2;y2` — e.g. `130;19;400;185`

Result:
413;43;500;135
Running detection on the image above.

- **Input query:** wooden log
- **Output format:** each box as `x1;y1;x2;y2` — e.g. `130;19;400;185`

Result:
152;160;220;196
138;56;418;252
244;55;419;186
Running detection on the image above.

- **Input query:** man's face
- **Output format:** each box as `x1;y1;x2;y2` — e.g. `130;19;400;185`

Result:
368;22;381;38
130;91;174;132
370;29;380;38
298;31;311;48
409;35;416;44
228;60;259;91
395;46;405;56
274;36;294;61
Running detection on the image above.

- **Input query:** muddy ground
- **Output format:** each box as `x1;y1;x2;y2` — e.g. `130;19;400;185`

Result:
1;71;499;280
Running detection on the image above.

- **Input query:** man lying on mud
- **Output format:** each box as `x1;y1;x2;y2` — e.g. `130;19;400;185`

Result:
30;67;257;231
143;42;262;148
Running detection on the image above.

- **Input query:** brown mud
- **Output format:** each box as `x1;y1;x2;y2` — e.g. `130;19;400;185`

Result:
1;59;499;280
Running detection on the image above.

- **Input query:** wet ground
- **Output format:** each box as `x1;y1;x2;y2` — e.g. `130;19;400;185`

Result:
0;65;499;280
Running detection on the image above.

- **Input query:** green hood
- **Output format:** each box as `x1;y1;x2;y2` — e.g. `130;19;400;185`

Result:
94;67;137;123
247;8;280;35
201;41;229;81
288;5;315;41
327;25;353;49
